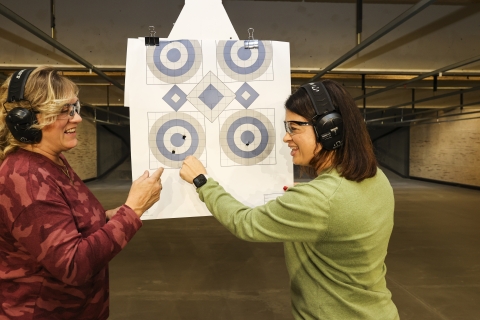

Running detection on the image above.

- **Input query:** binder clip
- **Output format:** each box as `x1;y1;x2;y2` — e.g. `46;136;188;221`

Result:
244;28;258;49
145;26;159;46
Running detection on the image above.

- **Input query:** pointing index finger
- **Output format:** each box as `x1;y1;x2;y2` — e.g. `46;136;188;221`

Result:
150;167;165;181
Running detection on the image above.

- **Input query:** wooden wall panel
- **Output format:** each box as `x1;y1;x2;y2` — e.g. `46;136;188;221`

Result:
410;112;480;187
64;118;97;180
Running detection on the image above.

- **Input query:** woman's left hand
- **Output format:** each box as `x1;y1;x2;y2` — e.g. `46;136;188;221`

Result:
105;206;121;221
180;155;207;184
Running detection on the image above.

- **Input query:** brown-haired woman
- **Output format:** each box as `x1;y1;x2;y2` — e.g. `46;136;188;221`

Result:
0;66;163;319
180;79;399;319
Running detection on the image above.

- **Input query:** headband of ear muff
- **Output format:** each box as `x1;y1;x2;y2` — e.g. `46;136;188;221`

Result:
5;69;42;144
301;82;344;150
7;69;34;102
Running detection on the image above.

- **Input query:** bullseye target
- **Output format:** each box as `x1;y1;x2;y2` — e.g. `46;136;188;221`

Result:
216;40;273;82
219;109;275;166
146;40;203;84
149;112;206;168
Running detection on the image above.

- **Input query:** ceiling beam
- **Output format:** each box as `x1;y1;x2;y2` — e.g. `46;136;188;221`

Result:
292;73;480;81
308;0;436;83
354;54;480;100
366;83;480;115
0;3;124;91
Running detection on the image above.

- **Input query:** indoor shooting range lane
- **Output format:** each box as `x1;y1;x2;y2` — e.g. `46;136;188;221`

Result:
87;165;480;320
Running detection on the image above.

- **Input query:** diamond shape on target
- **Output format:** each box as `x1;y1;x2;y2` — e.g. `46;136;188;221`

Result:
235;83;259;109
163;85;187;111
199;84;224;110
187;71;235;122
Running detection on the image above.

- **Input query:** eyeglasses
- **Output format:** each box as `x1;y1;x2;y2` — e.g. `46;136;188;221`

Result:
284;120;312;135
58;100;81;119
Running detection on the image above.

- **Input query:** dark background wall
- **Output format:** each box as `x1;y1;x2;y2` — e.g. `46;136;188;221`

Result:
371;127;410;178
97;124;130;178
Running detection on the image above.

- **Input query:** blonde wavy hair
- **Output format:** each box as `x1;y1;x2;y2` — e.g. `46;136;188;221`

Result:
0;66;78;162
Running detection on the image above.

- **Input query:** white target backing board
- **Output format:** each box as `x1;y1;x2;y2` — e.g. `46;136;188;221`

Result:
126;38;293;220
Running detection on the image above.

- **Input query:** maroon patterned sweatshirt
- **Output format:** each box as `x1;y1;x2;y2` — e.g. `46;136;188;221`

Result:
0;148;142;319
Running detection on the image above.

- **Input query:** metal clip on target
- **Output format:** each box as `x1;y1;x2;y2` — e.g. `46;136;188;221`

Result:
145;26;159;46
244;28;258;50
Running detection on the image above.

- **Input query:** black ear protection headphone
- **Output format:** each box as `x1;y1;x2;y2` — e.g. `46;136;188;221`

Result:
301;82;344;150
3;69;42;144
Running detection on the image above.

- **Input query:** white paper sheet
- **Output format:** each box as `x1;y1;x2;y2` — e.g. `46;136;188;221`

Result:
125;38;293;219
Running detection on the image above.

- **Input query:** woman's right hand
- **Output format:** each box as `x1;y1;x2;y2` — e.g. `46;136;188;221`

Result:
125;167;164;218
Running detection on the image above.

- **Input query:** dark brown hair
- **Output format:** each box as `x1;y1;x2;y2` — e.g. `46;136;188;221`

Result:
285;79;377;182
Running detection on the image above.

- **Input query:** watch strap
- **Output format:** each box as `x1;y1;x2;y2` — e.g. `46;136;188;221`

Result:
193;174;208;188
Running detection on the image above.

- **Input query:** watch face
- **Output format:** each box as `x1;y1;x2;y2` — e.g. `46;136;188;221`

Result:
193;174;207;188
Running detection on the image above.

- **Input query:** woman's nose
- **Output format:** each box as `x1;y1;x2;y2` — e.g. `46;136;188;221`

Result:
71;112;82;123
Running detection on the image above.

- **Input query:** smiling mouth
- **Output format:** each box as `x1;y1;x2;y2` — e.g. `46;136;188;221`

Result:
65;128;76;134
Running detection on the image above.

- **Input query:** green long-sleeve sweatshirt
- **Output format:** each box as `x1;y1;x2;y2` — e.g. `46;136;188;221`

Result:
197;168;399;320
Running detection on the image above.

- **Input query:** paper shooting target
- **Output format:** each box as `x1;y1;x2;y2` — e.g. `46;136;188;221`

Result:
146;40;203;84
219;109;276;166
216;40;273;82
148;112;206;168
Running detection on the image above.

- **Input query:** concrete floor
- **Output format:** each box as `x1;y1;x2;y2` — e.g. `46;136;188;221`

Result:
86;168;480;320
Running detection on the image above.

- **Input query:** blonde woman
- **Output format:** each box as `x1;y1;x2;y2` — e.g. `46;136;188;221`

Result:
0;66;163;319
